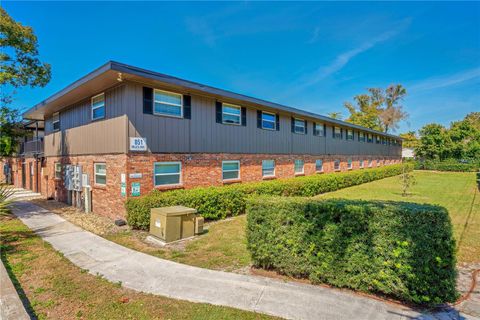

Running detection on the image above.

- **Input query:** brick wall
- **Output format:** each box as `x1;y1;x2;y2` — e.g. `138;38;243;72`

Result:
15;152;401;220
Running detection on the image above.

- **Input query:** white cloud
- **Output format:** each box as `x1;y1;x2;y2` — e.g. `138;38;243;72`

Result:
409;68;480;92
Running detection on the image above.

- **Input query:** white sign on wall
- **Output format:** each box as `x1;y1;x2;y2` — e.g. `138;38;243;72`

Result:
130;137;147;151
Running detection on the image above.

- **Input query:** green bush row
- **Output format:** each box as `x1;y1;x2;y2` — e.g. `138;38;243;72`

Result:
126;163;413;230
414;159;479;172
246;196;457;306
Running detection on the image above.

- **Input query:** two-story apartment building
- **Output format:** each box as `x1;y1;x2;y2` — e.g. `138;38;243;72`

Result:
9;61;402;219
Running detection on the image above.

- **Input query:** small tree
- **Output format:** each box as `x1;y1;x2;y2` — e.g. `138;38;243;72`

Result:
400;164;416;197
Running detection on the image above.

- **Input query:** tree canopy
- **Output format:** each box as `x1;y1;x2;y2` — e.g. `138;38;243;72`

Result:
343;85;408;133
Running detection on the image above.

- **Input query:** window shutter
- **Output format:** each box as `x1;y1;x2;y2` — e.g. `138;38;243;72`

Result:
332;126;335;138
215;101;222;123
304;120;308;134
183;95;191;119
323;124;326;137
291;117;295;133
143;87;153;114
275;114;280;131
257;110;262;129
313;122;317;136
341;128;343;139
241;107;247;126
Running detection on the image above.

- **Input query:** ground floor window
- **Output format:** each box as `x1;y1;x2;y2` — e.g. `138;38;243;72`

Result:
359;159;364;169
334;160;340;171
222;160;240;180
294;159;304;174
347;158;352;170
94;163;106;185
54;163;62;179
154;162;182;186
315;159;323;172
262;160;275;177
368;159;373;167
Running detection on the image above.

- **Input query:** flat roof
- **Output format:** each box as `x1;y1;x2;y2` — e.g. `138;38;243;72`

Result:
23;61;401;139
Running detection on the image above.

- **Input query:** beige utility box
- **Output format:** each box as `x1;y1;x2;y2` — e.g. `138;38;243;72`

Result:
150;206;197;243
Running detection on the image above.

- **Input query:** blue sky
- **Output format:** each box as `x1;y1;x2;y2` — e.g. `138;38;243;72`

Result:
4;1;480;133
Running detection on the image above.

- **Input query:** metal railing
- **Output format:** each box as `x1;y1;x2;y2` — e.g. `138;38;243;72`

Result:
20;138;44;155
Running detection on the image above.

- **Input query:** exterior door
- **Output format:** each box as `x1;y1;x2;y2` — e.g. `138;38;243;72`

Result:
29;162;33;190
21;162;26;188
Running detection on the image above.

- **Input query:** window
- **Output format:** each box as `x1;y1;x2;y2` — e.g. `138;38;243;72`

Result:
359;159;364;169
334;160;340;171
359;132;366;142
377;159;381;167
334;127;342;139
262;160;275;177
154;162;181;186
294;159;304;174
315;159;323;172
368;159;373;167
94;163;106;185
54;163;62;179
314;123;324;136
91;93;105;120
154;89;183;117
52;112;60;131
222;160;240;180
347;158;352;170
367;133;373;143
293;118;306;134
376;135;381;144
261;112;276;130
222;103;241;125
346;129;354;140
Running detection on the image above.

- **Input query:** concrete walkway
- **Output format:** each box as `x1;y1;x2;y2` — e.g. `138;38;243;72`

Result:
9;201;475;320
0;258;30;320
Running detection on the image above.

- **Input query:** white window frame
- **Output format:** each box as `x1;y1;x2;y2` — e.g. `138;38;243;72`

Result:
294;118;306;134
294;159;304;174
368;159;373;168
315;159;323;172
94;163;107;186
314;123;324;136
334;159;341;171
334;126;342;139
346;129;354;140
222;160;240;181
153;89;183;118
261;111;276;130
359;132;365;142
52;112;60;131
54;162;62;179
222;103;241;125
261;160;275;177
359;159;364;169
154;161;182;187
367;134;373;143
347;158;353;170
91;93;105;121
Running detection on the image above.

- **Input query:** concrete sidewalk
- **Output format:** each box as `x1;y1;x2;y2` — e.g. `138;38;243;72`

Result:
9;201;471;320
0;258;30;320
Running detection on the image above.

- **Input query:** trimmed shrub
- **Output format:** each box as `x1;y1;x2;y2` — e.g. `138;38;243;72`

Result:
415;159;479;172
126;163;412;229
246;196;457;306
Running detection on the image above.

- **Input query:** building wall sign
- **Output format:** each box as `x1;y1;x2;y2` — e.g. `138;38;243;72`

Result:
130;137;147;151
129;173;142;179
131;182;141;197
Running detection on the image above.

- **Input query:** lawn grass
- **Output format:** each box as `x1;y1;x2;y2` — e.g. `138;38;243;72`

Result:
316;171;480;264
105;216;250;272
0;214;275;320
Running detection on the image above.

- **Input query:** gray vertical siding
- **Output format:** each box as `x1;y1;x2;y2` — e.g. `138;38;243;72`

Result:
125;82;401;157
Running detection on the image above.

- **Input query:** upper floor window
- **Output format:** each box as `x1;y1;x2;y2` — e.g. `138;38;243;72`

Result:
222;103;241;125
94;163;107;185
222;160;240;180
314;123;324;136
315;159;323;172
333;127;342;139
294;159;304;174
376;135;381;144
154;162;181;186
293;118;306;134
262;160;275;177
52;112;60;131
261;112;276;130
346;129;354;140
91;93;105;120
154;89;183;117
359;132;366;142
367;133;373;143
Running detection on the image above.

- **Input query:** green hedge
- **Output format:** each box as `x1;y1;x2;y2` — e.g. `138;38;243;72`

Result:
246;197;457;306
415;159;479;172
126;163;412;229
